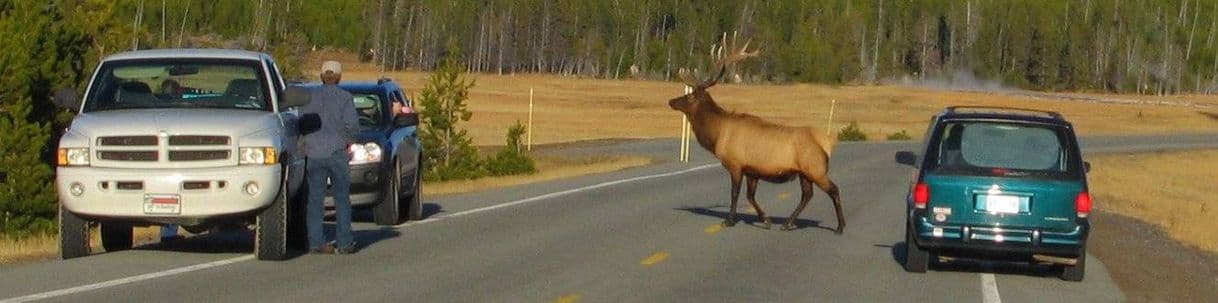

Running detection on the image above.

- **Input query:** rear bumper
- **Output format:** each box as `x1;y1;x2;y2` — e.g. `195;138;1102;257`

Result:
909;211;1089;257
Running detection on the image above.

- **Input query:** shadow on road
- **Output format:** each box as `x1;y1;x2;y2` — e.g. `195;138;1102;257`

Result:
133;223;401;259
674;206;835;232
881;242;1059;278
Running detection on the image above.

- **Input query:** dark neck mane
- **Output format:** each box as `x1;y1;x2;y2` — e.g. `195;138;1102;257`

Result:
688;98;728;151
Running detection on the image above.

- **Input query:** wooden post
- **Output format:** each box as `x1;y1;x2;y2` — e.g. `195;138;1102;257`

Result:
527;87;534;151
680;115;689;162
826;99;836;136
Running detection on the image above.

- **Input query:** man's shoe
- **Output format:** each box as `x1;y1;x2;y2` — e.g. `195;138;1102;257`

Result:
335;243;358;255
310;244;336;254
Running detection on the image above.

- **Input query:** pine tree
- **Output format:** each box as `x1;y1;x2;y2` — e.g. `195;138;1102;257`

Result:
0;2;59;235
418;42;482;181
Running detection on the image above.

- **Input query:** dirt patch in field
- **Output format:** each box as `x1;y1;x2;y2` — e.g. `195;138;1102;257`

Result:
1091;211;1218;302
1087;150;1218;301
1088;150;1218;252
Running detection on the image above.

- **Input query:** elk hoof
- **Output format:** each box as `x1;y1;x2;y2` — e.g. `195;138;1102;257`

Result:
761;221;772;230
722;219;737;227
835;226;845;235
781;224;797;231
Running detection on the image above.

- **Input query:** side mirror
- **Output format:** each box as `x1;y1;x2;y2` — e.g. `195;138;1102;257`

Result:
1084;161;1091;173
280;87;312;109
895;151;917;166
298;113;321;135
54;89;80;111
394;112;419;127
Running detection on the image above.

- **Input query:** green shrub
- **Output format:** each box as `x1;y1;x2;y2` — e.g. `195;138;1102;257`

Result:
484;121;536;176
837;122;868;141
886;130;912;141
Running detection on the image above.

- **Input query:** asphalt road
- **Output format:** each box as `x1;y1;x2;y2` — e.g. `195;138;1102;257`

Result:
2;134;1216;302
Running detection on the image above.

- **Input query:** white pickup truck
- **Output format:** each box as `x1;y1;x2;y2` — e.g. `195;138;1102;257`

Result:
53;49;311;260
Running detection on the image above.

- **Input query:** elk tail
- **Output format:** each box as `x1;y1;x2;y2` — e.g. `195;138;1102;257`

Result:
813;131;837;158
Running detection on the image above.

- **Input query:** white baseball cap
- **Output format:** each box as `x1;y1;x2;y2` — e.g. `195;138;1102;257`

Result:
321;60;342;74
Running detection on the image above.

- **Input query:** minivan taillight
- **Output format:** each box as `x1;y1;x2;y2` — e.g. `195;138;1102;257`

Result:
913;183;929;209
1075;192;1092;218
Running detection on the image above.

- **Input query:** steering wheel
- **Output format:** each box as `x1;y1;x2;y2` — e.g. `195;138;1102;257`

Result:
359;116;377;127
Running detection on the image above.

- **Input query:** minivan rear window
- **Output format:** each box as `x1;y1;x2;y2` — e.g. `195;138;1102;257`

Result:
925;120;1080;179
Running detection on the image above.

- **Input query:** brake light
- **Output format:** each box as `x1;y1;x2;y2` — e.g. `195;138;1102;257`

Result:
913;183;930;209
1075;192;1092;218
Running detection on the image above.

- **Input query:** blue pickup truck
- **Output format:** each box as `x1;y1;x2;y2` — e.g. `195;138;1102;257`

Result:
299;78;424;225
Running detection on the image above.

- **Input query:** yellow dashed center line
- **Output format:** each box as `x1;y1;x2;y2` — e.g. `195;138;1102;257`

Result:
553;294;581;303
640;252;670;266
704;223;724;234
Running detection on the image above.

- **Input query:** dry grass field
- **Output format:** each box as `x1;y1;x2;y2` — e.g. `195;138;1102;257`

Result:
320;55;1217;146
1089;150;1218;253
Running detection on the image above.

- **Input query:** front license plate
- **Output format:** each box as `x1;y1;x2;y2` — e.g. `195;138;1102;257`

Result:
985;195;1021;214
144;194;181;215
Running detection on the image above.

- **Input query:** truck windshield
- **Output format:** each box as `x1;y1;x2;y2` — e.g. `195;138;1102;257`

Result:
83;59;270;112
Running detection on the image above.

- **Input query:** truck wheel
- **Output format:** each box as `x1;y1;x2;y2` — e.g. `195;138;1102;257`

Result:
287;189;308;251
1060;245;1087;282
100;222;133;252
59;206;90;259
255;179;289;261
405;167;423;221
904;223;930;273
373;158;402;225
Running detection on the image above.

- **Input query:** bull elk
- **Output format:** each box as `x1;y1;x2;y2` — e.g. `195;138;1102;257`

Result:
668;40;844;233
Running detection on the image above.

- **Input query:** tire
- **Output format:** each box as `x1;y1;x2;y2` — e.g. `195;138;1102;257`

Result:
1060;245;1087;282
100;222;133;252
59;206;90;259
255;176;289;261
286;185;308;251
405;158;422;221
904;222;930;273
373;158;402;226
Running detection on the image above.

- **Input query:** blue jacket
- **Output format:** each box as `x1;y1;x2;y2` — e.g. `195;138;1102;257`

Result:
301;84;358;158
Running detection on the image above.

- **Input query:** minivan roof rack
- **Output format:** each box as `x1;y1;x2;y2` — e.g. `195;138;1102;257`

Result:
944;106;1063;119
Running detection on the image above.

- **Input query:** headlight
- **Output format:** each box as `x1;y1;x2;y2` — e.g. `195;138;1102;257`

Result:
239;147;277;165
57;148;90;166
349;142;382;165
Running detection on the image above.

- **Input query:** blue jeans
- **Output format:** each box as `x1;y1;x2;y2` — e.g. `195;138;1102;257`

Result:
306;149;354;249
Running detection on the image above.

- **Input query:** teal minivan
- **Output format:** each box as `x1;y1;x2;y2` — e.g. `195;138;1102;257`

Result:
896;106;1092;281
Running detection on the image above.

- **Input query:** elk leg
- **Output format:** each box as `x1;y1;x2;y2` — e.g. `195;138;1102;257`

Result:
783;176;815;231
814;177;845;234
724;169;743;227
745;176;771;229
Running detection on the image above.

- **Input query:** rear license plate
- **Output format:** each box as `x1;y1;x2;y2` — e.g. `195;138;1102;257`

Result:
144;194;181;215
984;195;1021;214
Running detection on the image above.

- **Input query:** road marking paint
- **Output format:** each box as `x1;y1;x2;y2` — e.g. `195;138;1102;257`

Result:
777;192;791;200
3;164;720;302
640;252;670;266
397;163;719;227
553;294;581;303
0;255;255;303
981;273;1002;303
704;223;724;234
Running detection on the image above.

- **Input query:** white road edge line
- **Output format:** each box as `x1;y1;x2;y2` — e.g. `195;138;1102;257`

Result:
1;163;718;302
0;255;255;303
397;163;718;227
981;273;1002;303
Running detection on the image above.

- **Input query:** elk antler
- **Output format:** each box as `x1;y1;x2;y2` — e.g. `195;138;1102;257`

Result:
681;37;759;90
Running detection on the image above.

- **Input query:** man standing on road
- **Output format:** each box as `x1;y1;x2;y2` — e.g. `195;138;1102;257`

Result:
302;61;359;254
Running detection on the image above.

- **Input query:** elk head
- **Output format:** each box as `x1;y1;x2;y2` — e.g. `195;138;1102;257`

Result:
668;39;760;115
